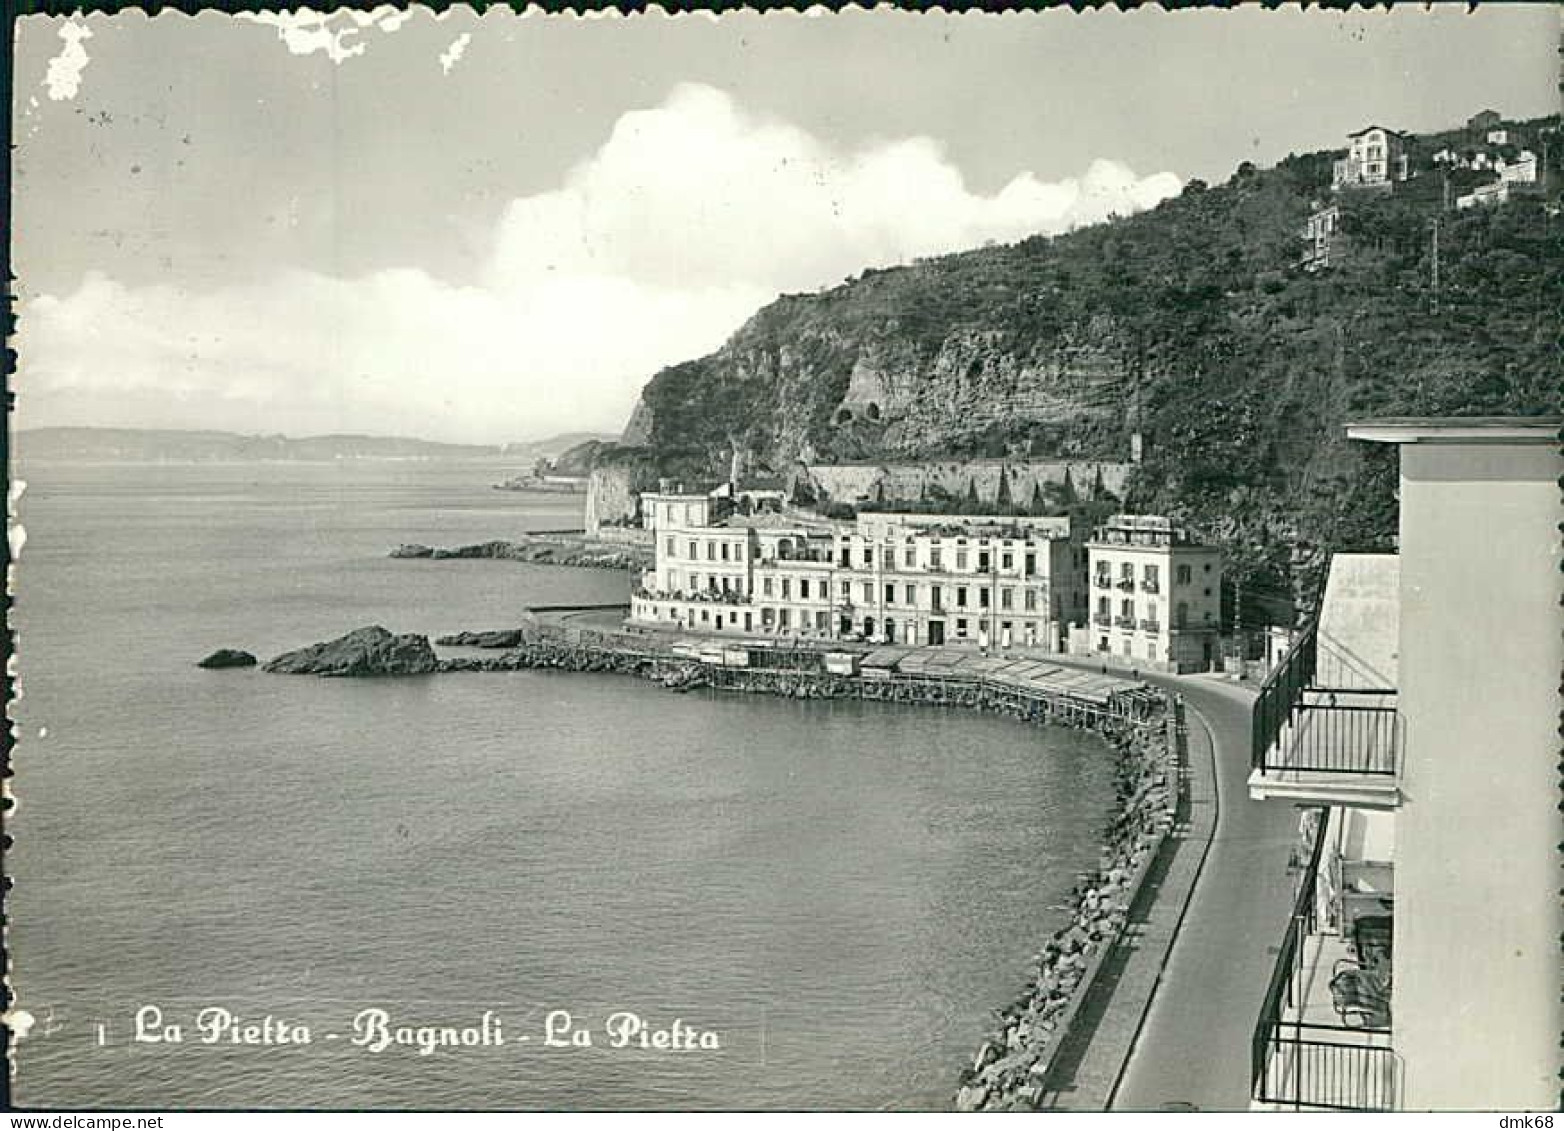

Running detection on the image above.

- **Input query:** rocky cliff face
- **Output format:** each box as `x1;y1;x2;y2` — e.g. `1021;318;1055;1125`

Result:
264;626;439;677
621;121;1562;614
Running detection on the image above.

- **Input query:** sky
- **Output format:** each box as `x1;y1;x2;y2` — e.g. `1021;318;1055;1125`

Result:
12;5;1561;444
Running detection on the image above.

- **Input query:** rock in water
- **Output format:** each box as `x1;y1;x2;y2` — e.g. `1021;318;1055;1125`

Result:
388;544;434;558
197;648;257;669
263;626;439;677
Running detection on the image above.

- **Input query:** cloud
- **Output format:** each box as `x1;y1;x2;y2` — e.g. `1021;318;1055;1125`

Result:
238;5;412;66
439;32;471;75
17;84;1181;444
41;21;92;102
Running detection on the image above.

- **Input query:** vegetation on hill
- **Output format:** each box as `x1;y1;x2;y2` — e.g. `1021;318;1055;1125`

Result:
617;113;1562;624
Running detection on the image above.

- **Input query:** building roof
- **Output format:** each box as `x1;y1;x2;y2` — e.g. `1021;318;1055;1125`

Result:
1345;417;1561;445
1347;125;1405;138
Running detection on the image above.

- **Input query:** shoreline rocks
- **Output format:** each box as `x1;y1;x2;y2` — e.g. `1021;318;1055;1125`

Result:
388;537;647;571
435;628;532;649
264;626;439;677
197;648;257;669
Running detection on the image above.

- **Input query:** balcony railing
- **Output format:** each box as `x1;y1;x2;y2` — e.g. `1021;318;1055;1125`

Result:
1141;580;1161;594
1252;619;1400;779
1251;812;1399;1111
1139;619;1162;633
1092;612;1112;627
1115;579;1136;591
1114;615;1136;629
1093;576;1113;590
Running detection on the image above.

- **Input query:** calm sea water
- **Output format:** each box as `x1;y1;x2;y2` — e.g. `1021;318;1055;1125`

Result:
9;459;1115;1111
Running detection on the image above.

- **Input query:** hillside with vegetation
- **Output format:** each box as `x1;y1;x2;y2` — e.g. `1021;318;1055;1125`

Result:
611;113;1562;623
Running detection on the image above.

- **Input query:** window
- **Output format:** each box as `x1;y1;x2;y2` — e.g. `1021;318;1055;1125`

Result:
735;544;745;561
781;579;791;599
888;547;898;570
957;586;969;608
1176;602;1189;628
863;546;874;567
1099;636;1109;652
979;587;990;609
1024;589;1037;611
978;552;990;572
780;609;790;629
688;541;697;560
884;583;895;605
1120;562;1134;581
1024;553;1036;574
1121;599;1133;618
862;581;872;603
1001;552;1013;571
1098;596;1110;615
763;577;773;597
1145;564;1159;589
823;580;831;600
956;618;968;636
706;542;715;561
1176;564;1192;585
1001;588;1014;610
905;583;916;605
800;579;811;600
665;537;675;558
956;550;968;570
816;611;828;632
930;547;943;570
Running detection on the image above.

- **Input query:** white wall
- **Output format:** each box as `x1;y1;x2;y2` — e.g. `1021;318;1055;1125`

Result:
1393;438;1562;1109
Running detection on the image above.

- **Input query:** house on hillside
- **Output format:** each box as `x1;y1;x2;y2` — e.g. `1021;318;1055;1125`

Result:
1499;150;1539;185
1301;202;1340;272
1466;108;1502;131
1456;178;1509;210
1333;126;1409;191
1485;127;1510;146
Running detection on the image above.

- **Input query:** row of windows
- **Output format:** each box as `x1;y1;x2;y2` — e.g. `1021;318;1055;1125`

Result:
1093;559;1213;586
842;545;1048;574
670;537;749;563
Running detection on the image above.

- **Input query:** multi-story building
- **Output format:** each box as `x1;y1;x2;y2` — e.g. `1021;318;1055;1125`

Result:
630;506;1087;650
833;512;1085;649
1246;417;1560;1110
1084;515;1221;673
1301;202;1340;272
1332;126;1409;191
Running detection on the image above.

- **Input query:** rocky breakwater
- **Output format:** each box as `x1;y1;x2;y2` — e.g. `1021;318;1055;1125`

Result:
390;537;646;570
264;626;439;677
954;720;1174;1112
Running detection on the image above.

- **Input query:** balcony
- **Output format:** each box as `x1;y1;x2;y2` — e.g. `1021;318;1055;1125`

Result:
1248;620;1402;808
1093;576;1113;590
1092;612;1113;627
1113;615;1137;629
1252;813;1399;1111
1139;619;1162;634
1141;579;1161;594
1115;578;1136;592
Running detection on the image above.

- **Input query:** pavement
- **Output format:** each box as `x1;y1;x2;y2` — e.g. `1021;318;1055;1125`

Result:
1106;674;1302;1112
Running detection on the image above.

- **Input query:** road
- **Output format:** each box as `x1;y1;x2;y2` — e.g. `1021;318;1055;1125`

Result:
1108;674;1301;1111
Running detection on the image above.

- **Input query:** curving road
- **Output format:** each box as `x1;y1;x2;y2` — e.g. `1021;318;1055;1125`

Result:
1107;674;1301;1111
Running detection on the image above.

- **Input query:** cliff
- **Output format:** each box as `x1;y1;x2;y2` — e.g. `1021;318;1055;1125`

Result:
621;114;1563;617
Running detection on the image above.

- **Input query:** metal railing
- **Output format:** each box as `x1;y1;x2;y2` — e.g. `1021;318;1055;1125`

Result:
1250;811;1399;1111
1252;619;1399;777
1093;576;1113;589
1092;612;1113;627
1141;580;1161;594
1139;619;1162;633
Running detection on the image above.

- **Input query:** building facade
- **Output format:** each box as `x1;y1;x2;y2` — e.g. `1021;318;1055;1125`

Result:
1246;417;1561;1111
1084;515;1222;673
630;506;1088;650
1332;126;1409;191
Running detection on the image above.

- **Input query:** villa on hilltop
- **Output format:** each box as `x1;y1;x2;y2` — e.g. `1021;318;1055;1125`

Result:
1332;126;1409;191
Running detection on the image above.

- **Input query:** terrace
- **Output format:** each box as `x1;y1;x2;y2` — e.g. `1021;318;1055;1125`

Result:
1248;618;1402;808
1252;810;1399;1111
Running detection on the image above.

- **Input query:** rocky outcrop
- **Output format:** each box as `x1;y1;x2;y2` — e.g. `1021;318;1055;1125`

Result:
196;648;257;669
387;537;648;571
264;626;438;677
435;628;532;649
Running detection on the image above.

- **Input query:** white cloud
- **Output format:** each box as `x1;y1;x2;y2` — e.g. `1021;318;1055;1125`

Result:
238;5;412;66
17;84;1181;444
41;21;92;102
439;32;471;75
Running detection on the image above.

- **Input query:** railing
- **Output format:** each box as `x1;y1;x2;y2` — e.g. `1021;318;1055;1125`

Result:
1092;613;1113;627
1114;615;1136;629
1115;579;1136;591
1251;808;1398;1110
1139;619;1162;633
1141;580;1160;594
1093;576;1113;590
1251;620;1399;777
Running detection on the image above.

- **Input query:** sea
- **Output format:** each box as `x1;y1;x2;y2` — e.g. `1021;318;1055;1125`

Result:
7;458;1116;1111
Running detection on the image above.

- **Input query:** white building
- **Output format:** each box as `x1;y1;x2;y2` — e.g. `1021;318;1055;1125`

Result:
1246;417;1561;1110
1084;515;1222;673
1332;126;1409;191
